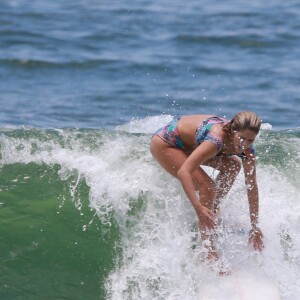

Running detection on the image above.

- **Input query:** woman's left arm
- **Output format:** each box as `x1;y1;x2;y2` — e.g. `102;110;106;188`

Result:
242;157;264;252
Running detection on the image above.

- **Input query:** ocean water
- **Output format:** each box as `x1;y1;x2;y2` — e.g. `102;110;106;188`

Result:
0;0;300;129
0;1;300;300
0;124;300;300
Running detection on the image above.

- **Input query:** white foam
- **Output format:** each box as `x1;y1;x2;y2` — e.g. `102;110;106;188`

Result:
197;269;281;300
105;163;300;300
261;122;273;130
115;114;173;134
0;125;299;299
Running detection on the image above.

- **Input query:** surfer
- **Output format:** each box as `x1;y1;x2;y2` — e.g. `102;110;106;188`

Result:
150;111;264;260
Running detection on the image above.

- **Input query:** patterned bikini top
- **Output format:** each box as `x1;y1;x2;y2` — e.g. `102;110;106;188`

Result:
195;116;255;159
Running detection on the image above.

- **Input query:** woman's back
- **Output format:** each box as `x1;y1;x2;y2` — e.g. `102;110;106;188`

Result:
178;115;227;150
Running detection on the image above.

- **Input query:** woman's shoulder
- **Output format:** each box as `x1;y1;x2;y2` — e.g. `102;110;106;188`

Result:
209;122;227;138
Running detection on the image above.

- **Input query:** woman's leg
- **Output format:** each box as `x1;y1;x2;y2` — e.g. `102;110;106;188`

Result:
150;136;218;256
150;135;216;209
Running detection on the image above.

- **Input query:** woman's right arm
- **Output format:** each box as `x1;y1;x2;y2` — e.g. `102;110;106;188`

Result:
177;141;219;229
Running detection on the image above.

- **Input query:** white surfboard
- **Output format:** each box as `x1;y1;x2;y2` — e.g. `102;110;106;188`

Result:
197;269;281;300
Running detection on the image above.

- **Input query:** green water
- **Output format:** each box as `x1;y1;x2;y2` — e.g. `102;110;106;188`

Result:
1;127;300;299
257;130;300;187
0;163;121;300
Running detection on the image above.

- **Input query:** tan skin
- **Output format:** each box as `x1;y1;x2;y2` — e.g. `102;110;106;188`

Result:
150;115;264;259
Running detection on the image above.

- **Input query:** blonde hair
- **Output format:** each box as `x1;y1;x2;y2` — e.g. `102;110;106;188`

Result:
223;111;261;134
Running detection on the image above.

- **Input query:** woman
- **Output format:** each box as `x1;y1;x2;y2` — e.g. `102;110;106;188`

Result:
150;111;264;260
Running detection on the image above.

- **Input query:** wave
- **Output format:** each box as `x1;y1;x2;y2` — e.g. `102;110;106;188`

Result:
0;117;300;299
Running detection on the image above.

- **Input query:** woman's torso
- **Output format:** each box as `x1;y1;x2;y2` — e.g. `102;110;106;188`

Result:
177;115;227;152
154;114;254;157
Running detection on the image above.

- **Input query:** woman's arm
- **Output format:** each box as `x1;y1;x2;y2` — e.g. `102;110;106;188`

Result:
177;141;219;229
242;157;264;251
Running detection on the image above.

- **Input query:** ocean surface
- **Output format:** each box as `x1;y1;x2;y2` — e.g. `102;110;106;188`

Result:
0;1;300;299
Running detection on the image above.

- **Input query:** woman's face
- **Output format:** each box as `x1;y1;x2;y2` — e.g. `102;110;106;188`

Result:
233;129;257;152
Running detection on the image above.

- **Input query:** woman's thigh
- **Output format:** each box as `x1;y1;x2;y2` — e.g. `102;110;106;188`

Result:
150;135;214;184
150;135;188;177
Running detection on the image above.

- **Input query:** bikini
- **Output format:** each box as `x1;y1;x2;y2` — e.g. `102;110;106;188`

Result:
154;116;255;159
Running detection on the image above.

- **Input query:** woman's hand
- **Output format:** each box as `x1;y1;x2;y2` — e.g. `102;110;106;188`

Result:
249;227;264;251
196;205;216;230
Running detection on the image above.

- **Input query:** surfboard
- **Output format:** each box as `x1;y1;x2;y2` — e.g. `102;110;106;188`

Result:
197;269;281;300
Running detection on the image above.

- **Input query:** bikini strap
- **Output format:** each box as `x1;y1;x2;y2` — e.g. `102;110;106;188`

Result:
195;116;226;152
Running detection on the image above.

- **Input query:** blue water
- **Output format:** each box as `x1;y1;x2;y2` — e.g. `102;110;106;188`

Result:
0;0;299;129
1;1;300;300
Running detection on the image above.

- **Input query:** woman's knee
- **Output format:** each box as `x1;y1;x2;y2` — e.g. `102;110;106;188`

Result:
193;171;216;194
220;156;241;175
229;156;242;174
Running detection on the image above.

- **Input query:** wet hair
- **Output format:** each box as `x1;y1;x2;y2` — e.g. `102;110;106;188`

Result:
223;111;261;134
